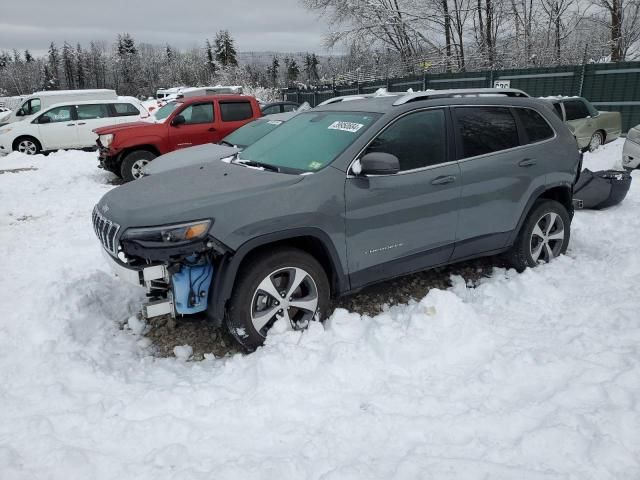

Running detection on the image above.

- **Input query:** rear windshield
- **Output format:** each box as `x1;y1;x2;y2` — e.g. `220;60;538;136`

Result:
222;118;283;148
154;101;181;121
239;111;380;172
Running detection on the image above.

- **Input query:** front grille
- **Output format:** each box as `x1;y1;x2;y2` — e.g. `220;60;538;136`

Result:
92;206;121;255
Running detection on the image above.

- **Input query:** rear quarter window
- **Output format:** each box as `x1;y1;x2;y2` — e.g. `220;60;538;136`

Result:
112;103;141;116
516;108;554;143
455;107;519;158
220;101;254;122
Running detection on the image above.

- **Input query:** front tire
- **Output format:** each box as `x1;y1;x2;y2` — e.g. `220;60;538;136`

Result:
13;136;42;156
120;150;157;182
226;248;330;351
506;199;570;272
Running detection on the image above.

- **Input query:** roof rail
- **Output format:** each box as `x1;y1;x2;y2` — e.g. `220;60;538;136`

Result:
393;88;530;106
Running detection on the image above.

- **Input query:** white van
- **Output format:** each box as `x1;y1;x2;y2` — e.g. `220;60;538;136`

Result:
0;89;117;126
0;98;148;155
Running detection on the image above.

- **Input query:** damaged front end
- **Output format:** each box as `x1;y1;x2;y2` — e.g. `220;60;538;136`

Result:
93;206;229;320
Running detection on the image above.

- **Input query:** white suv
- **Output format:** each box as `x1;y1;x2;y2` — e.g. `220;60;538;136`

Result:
0;98;149;156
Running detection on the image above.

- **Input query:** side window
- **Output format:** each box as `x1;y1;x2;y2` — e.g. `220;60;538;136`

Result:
180;103;214;124
456;107;519;158
76;104;110;120
39;105;75;123
553;103;563;119
261;105;279;115
563;100;590;121
220;101;254;122
18;98;41;116
282;104;297;112
366;109;447;171
112;103;141;116
516;108;554;143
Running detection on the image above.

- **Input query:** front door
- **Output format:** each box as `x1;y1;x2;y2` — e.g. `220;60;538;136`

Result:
168;102;217;150
345;108;461;288
36;105;79;150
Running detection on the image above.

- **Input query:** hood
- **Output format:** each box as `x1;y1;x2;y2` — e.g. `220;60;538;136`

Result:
98;158;304;229
143;143;238;176
94;121;163;135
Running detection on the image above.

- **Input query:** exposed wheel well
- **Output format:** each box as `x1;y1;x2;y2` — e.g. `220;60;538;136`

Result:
234;236;340;297
538;185;573;214
122;145;160;159
12;135;41;151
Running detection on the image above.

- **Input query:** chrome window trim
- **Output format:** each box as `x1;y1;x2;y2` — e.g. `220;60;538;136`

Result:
347;104;557;178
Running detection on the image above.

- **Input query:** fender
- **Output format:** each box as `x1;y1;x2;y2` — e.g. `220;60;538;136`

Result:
506;181;574;246
206;227;349;326
114;136;166;155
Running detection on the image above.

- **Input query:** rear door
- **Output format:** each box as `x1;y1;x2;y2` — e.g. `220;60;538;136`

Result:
75;104;113;147
216;100;257;139
36;105;79;149
345;108;461;287
168;101;217;150
110;102;144;124
452;106;550;260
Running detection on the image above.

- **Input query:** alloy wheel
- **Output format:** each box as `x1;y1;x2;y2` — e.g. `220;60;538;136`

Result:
250;267;319;335
589;132;603;152
17;140;37;155
529;212;565;264
130;159;149;179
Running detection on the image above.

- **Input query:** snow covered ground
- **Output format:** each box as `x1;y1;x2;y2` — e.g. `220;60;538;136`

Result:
0;141;639;479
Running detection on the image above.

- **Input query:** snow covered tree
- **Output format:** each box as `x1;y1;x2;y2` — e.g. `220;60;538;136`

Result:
214;30;238;67
76;44;86;88
47;42;60;89
0;51;10;69
267;55;280;86
205;39;217;77
62;42;75;88
304;53;320;82
24;50;34;63
115;33;141;95
284;57;300;84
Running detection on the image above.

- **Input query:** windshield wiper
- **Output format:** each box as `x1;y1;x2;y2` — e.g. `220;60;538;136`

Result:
238;159;280;172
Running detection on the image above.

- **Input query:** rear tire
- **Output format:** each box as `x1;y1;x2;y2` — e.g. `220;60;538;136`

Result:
120;150;156;182
587;130;604;152
506;199;570;272
13;136;41;156
226;248;330;351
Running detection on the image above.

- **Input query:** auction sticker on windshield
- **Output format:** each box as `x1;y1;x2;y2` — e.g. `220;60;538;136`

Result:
328;121;364;133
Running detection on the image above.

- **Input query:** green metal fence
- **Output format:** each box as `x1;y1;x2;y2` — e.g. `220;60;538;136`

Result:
285;61;640;132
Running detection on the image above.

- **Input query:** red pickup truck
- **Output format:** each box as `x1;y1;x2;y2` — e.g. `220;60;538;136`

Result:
95;95;262;181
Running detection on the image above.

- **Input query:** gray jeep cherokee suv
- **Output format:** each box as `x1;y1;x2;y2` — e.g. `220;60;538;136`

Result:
93;89;581;351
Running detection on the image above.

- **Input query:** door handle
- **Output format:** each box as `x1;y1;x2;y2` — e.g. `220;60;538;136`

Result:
77;122;86;126
431;175;456;185
66;123;76;126
519;158;537;167
208;127;216;132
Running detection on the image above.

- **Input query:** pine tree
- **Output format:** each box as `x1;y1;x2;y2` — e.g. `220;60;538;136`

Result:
214;30;238;67
165;44;173;62
267;55;279;87
76;43;86;89
24;50;34;63
47;42;60;89
12;49;21;63
117;33;137;57
304;53;320;83
62;42;75;88
0;52;10;69
115;33;140;95
284;57;300;84
205;39;217;76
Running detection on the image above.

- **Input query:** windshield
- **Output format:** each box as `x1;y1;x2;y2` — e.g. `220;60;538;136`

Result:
239;111;380;172
154;101;181;122
222;118;284;148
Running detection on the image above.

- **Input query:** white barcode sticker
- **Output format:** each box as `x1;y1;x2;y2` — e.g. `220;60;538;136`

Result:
328;121;364;133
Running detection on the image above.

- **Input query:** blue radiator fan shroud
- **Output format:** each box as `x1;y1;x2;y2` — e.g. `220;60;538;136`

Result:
171;256;214;315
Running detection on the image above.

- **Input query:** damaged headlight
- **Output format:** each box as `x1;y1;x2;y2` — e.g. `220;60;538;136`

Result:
122;220;212;245
99;134;114;148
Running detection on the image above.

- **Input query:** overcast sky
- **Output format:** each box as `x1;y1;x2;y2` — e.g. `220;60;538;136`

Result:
0;0;331;56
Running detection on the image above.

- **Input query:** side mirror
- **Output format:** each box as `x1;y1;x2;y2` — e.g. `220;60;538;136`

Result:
358;152;400;175
171;115;186;126
38;116;51;124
